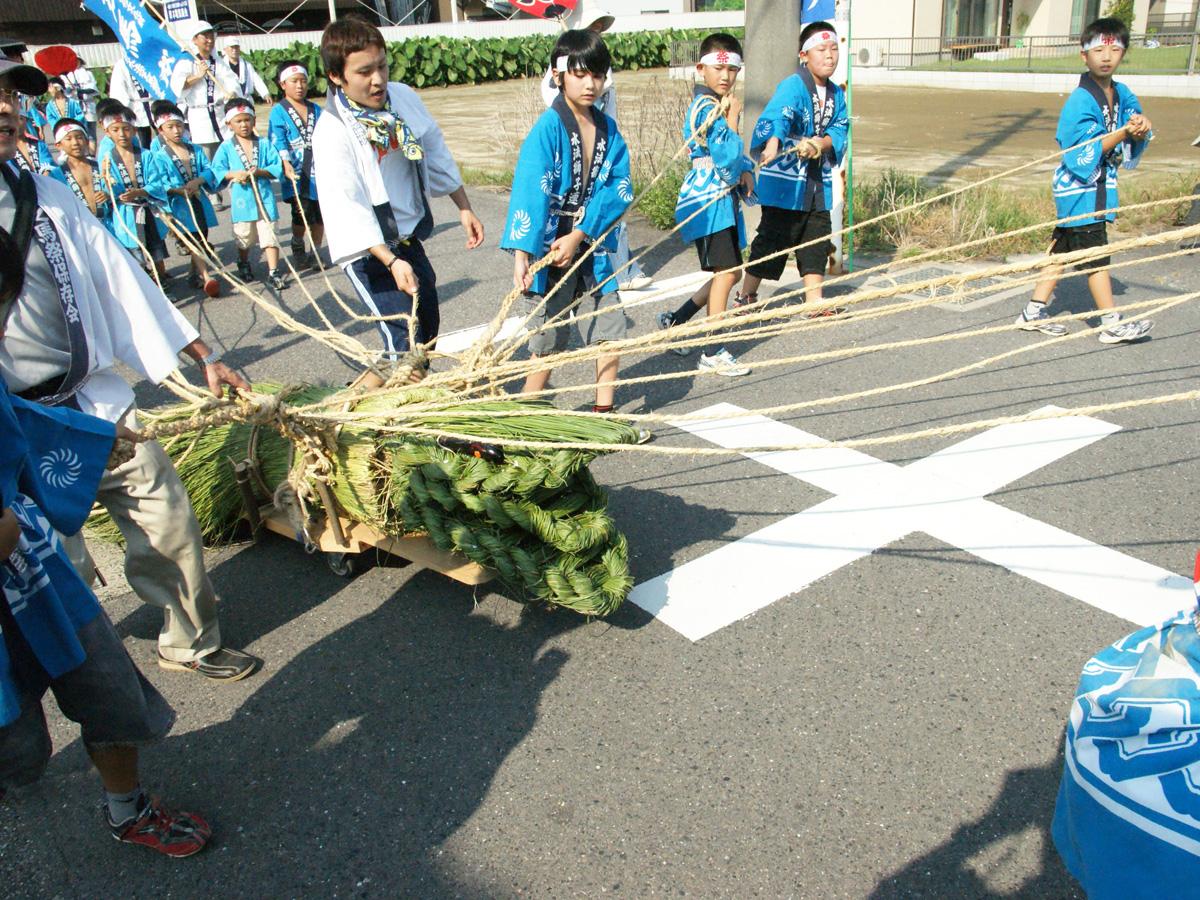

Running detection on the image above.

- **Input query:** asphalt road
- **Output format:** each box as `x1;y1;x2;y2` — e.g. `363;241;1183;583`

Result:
2;182;1198;898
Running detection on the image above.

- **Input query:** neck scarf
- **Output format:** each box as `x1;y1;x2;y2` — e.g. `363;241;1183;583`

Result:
342;90;423;163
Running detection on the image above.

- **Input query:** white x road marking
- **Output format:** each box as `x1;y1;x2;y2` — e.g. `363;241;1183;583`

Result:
630;403;1193;641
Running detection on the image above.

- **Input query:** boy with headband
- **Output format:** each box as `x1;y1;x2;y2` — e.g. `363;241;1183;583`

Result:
98;105;169;283
1015;17;1154;344
269;59;323;270
49;117;111;232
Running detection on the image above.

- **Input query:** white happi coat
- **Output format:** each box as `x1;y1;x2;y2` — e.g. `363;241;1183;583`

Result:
169;54;242;145
0;175;198;423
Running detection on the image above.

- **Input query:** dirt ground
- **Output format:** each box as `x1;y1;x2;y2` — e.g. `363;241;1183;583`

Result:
416;68;1200;183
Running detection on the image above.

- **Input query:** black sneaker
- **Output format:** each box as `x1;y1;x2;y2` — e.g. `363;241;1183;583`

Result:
157;647;260;682
236;259;253;281
268;269;288;291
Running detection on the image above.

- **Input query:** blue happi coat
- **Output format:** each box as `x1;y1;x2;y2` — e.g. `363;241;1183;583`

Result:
1053;596;1200;899
1052;75;1148;228
49;159;115;235
97;144;168;250
751;68;849;212
268;100;321;202
501;100;632;297
44;97;84;132
675;88;754;245
210;135;283;224
0;383;115;727
145;142;219;233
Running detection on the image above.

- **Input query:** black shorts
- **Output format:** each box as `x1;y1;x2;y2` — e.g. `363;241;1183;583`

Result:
1050;222;1109;272
694;226;741;273
289;195;323;229
746;206;832;280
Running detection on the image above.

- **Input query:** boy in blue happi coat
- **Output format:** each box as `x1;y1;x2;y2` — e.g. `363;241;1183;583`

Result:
502;29;634;416
738;21;848;317
658;32;755;376
1017;17;1153;345
211;97;288;290
145;100;221;297
98;105;170;282
48;117;112;233
269;59;324;270
0;190;210;855
42;77;84;141
10;105;52;176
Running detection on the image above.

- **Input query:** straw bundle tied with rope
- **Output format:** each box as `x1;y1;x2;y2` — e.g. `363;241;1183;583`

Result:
95;105;1200;617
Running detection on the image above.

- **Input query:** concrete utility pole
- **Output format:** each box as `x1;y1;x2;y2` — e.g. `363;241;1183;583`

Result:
744;1;801;137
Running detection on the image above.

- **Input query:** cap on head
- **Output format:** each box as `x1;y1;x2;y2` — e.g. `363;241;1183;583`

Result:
225;35;242;47
566;1;615;33
179;19;216;42
0;59;48;97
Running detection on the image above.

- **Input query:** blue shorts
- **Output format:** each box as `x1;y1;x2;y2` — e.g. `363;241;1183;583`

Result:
344;239;440;358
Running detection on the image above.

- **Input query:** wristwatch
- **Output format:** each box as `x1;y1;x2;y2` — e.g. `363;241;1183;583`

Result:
199;350;223;367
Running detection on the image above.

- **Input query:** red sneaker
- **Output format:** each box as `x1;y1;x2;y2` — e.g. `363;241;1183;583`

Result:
106;795;212;858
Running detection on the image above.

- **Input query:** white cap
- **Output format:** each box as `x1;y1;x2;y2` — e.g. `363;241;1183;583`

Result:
178;19;215;42
225;35;241;47
566;1;615;33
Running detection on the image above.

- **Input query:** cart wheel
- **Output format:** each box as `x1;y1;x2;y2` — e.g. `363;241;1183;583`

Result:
326;552;362;579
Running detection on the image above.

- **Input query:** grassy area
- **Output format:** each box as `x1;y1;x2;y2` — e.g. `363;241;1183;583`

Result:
915;43;1193;74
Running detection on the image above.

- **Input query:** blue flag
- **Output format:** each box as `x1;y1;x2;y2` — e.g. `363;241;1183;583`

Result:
82;0;189;101
801;0;837;23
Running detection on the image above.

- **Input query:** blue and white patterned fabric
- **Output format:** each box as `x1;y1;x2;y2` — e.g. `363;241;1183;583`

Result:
144;142;219;232
1;384;115;726
268;100;321;202
1052;76;1148;228
500;104;632;298
210;136;284;224
96;144;168;250
1053;571;1200;899
750;69;848;213
675;89;753;246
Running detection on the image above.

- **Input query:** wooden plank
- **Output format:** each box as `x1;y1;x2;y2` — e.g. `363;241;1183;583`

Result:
259;510;494;586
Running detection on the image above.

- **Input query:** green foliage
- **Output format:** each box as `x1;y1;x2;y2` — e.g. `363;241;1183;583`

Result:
1104;0;1136;29
635;162;687;231
243;28;741;98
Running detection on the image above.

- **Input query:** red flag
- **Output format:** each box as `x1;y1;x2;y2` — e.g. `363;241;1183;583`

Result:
509;0;579;20
34;45;80;77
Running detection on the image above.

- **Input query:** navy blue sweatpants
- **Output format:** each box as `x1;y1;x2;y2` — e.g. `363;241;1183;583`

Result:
344;239;440;358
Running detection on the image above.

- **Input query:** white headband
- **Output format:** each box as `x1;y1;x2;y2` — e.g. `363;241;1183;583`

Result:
101;113;132;130
154;112;184;127
555;55;571;73
53;121;85;141
1082;34;1126;52
801;30;839;53
278;64;307;84
699;50;743;69
224;103;253;123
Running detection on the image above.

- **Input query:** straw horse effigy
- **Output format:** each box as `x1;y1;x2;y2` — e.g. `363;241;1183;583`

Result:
97;95;1200;618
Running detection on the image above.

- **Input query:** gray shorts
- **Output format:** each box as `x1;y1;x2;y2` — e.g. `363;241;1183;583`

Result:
522;264;628;356
0;609;175;789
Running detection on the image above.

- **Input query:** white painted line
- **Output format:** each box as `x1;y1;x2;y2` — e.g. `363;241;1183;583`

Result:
630;404;1193;640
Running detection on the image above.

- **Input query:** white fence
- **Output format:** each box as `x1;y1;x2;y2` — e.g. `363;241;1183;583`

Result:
32;9;745;69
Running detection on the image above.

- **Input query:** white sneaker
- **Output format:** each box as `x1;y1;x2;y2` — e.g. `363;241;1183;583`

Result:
1099;318;1153;344
620;274;653;291
1016;306;1068;336
697;348;750;377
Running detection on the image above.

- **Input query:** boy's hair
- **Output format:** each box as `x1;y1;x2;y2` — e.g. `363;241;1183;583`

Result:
95;97;125;121
321;16;385;80
700;32;743;58
1081;17;1130;49
47;76;63;88
800;20;836;50
275;57;305;84
550;29;611;80
150;99;183;121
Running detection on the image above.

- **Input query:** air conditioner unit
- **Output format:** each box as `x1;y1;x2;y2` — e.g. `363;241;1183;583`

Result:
856;45;885;67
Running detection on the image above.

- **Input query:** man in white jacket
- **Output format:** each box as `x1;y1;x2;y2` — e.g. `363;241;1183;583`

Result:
0;60;260;682
312;17;483;382
222;37;270;103
108;54;154;149
170;19;240;208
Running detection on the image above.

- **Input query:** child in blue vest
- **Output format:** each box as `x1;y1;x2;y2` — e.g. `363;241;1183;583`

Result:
657;32;754;376
1017;17;1153;344
268;59;323;270
146;101;221;297
210;97;287;290
98;105;169;282
737;21;849;316
48;117;112;234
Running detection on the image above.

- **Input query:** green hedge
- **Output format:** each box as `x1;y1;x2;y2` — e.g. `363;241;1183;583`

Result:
244;28;741;97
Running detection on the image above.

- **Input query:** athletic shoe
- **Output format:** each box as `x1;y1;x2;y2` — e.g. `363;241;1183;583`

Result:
619;274;653;291
1016;307;1068;336
187;271;203;290
1193;132;1200;148
1099;318;1153;344
235;259;253;281
656;311;692;356
268;269;288;291
697;348;750;377
106;795;212;859
730;292;756;315
635;428;654;444
158;647;260;682
803;302;848;318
